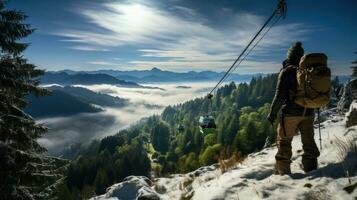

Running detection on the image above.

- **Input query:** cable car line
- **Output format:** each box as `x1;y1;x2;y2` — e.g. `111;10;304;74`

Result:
199;0;287;133
220;14;282;85
207;0;287;97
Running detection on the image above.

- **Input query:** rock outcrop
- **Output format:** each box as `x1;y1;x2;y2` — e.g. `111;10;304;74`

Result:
90;176;160;200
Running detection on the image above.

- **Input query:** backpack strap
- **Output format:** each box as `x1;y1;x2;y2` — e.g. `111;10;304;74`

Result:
285;65;298;102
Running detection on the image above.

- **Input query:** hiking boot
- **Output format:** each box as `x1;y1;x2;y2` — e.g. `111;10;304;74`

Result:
301;158;318;173
273;163;291;175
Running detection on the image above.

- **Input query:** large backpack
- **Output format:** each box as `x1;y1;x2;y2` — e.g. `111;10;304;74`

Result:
294;53;331;108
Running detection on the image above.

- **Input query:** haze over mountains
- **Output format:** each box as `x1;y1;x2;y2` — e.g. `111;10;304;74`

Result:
41;72;140;87
26;90;101;118
49;85;128;108
49;67;350;85
56;67;257;83
25;85;129;118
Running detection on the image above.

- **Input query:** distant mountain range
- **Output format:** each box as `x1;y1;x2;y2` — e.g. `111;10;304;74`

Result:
57;67;258;83
41;72;140;87
26;85;128;118
44;68;351;87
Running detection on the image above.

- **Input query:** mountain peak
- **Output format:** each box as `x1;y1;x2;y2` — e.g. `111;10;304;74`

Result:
151;67;162;72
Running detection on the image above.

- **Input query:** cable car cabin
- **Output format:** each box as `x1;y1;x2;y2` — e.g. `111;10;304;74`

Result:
199;115;216;134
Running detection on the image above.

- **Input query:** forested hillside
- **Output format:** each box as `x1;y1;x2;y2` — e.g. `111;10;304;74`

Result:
48;86;128;108
59;74;280;198
41;72;140;86
25;90;102;118
158;74;278;173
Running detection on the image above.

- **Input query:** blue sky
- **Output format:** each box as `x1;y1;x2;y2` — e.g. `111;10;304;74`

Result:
8;0;357;75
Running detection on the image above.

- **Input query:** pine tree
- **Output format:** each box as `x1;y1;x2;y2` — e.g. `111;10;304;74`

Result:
94;168;110;195
0;1;66;199
225;114;239;145
151;121;170;153
351;52;357;77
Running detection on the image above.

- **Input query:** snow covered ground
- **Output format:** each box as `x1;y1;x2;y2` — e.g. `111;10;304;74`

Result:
92;111;357;200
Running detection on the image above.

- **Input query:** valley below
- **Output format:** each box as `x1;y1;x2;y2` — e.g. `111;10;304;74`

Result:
36;82;216;156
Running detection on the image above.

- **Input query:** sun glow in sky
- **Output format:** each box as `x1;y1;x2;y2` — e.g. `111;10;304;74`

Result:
118;4;154;29
8;0;357;75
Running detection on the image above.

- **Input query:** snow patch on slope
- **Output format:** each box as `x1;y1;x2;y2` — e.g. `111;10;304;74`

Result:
92;110;357;200
91;176;160;200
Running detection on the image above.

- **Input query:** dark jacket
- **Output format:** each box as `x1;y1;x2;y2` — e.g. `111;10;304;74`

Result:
270;61;314;117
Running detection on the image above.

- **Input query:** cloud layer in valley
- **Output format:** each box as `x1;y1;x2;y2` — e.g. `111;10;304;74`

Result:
38;82;213;154
79;82;213;106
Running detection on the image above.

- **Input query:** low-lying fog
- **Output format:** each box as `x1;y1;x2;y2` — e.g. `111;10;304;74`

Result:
38;82;214;155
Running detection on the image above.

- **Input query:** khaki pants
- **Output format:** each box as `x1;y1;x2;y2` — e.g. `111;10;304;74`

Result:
275;116;320;174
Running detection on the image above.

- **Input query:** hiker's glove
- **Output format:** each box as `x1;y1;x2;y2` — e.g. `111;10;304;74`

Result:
267;113;276;124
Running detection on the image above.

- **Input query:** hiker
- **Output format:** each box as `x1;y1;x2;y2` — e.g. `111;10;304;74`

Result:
267;42;320;175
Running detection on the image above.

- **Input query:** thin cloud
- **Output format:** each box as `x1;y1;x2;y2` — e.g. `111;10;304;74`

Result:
70;45;110;52
87;61;120;66
55;1;312;72
78;82;212;106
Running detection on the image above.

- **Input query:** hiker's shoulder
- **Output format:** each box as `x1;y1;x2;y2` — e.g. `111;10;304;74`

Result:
280;65;297;75
283;65;297;72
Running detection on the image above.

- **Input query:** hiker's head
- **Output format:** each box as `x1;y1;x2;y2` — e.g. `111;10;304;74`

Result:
286;41;304;66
